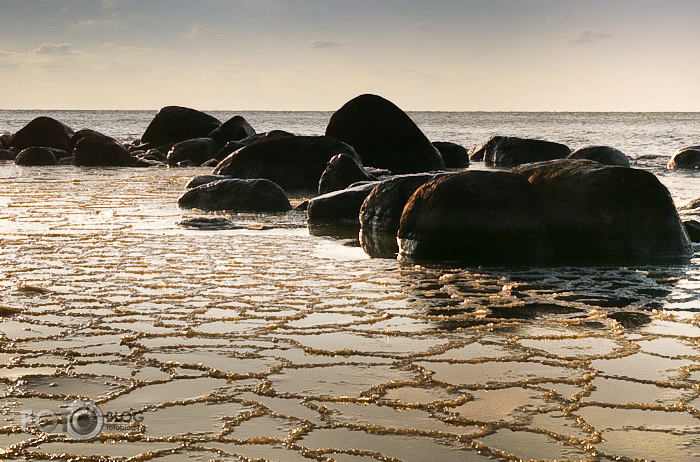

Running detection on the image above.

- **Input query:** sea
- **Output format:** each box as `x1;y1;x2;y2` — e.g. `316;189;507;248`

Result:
1;110;700;461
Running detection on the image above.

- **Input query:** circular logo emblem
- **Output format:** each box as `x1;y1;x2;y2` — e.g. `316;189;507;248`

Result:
65;400;104;440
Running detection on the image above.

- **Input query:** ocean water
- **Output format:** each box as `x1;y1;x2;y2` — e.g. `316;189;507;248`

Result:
1;110;700;461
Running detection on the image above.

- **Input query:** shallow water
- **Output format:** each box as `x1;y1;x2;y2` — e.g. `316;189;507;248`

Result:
1;112;700;461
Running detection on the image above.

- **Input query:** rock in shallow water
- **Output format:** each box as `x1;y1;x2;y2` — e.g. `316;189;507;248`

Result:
513;159;691;264
15;147;62;166
318;153;376;195
568;145;630;167
398;171;553;265
433;141;469;168
667;146;700;169
307;182;378;231
11;116;74;151
178;178;292;212
359;173;446;258
141;106;221;147
469;136;570;167
73;134;136;167
213;135;361;191
325;93;445;174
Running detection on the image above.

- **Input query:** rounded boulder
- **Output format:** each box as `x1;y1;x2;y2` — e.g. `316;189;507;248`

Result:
213;135;361;190
318;153;375;195
568;145;630;167
513;159;691;264
73;134;136;166
398;171;553;265
178;178;292;212
667;146;700;169
15;147;61;166
10;117;74;151
141;106;221;147
325;94;445;174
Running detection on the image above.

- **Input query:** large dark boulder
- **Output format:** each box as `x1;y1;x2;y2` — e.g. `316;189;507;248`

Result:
513;159;692;264
208;115;255;145
307;182;378;231
141;106;221;146
166;137;220;165
318;154;376;195
397;171;553;265
10;117;74;151
359;173;445;258
667;146;700;169
213;135;361;190
483;136;570;167
433;141;469;168
568;145;630;167
178;178;292;212
325;94;445;173
15;147;61;166
73;134;136;167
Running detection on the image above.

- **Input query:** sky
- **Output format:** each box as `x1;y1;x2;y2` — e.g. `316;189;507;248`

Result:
0;0;699;111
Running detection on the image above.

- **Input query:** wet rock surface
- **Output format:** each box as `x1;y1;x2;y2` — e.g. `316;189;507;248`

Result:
178;178;292;212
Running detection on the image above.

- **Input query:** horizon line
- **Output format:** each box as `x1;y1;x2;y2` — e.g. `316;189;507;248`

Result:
2;108;700;114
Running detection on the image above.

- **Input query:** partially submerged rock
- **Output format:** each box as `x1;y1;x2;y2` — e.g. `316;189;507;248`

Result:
73;134;136;167
667;146;700;169
433;141;469;168
166;137;220;165
307;182;378;230
469;136;570;167
318;153;376;195
186;174;233;189
141;106;221;147
10;117;74;151
568;145;630;167
513;159;691;264
398;171;553;265
15;147;62;166
178;178;292;212
213;135;361;190
326;94;445;173
208;115;256;145
359;173;445;258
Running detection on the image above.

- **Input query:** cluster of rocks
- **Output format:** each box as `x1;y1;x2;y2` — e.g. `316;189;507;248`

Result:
2;93;696;266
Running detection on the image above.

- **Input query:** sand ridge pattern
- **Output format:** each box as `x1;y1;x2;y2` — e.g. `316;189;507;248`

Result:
0;167;699;461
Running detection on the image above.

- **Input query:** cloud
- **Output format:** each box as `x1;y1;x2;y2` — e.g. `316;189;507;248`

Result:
102;0;117;9
308;39;345;49
75;18;116;29
32;43;74;56
187;22;209;39
567;28;612;44
547;14;575;23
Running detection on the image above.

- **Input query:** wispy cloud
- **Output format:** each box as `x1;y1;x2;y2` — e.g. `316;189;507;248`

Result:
75;18;116;29
187;22;209;39
308;39;345;49
102;0;118;9
547;14;575;23
32;43;74;56
566;28;612;44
